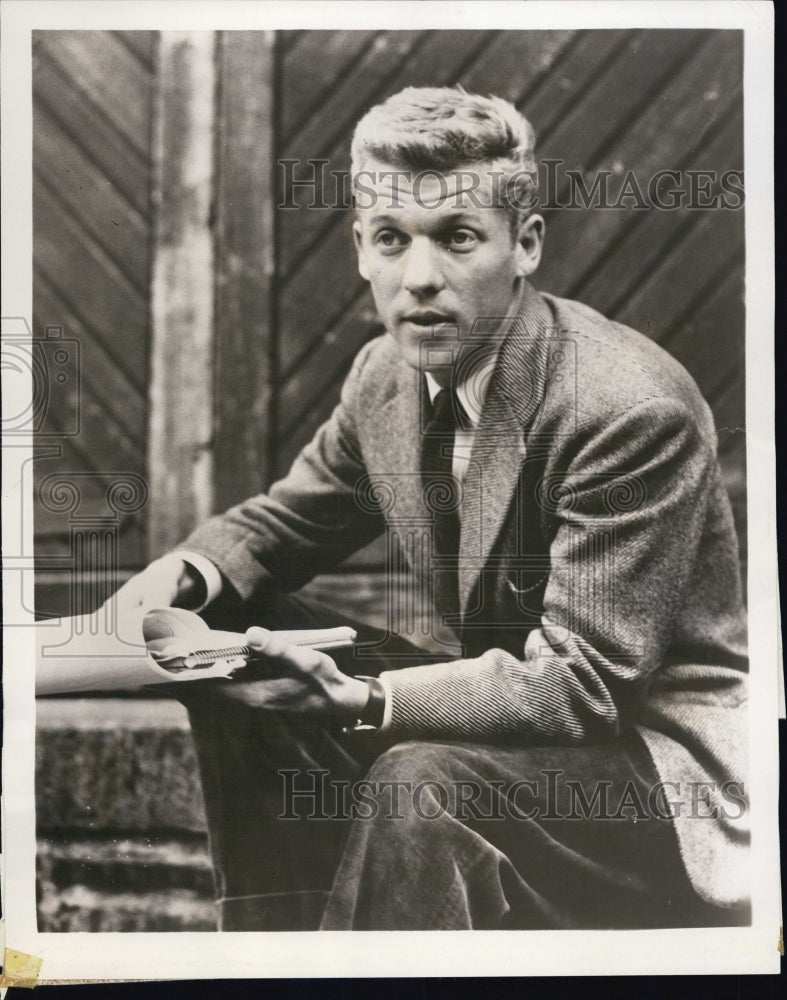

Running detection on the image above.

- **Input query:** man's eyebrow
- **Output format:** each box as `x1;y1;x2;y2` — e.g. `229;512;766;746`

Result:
431;211;485;225
367;214;400;227
367;209;486;227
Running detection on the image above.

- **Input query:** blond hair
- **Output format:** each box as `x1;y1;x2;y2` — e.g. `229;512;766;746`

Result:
350;86;538;228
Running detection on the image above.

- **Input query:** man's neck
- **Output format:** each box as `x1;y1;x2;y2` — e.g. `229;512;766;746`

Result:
423;282;525;425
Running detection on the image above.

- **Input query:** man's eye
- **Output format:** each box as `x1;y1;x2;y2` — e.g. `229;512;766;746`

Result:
445;230;478;251
374;230;406;249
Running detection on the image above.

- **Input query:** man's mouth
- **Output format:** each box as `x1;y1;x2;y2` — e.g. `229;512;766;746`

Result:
402;311;455;327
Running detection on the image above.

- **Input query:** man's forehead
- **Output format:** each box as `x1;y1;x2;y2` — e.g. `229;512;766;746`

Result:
353;158;504;212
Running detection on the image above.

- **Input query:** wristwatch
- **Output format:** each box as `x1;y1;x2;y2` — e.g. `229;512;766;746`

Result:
343;675;386;731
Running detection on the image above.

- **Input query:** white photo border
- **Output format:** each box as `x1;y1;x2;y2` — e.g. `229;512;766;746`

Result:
1;0;778;981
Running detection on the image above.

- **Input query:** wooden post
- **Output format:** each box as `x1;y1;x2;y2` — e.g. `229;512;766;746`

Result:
148;31;276;555
213;31;276;510
148;32;217;557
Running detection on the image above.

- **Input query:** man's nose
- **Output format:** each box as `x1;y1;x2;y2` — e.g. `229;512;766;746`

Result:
402;237;446;296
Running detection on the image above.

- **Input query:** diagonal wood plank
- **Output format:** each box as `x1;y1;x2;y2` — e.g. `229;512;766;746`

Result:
33;31;152;159
521;30;634;140
461;30;578;104
278;308;381;440
538;36;742;300
34;177;149;376
33;48;151;218
280;31;382;143
34;276;147;445
34;104;150;295
33;30;155;573
535;31;706;183
662;260;744;406
112;29;156;70
611;209;743;348
553;110;743;329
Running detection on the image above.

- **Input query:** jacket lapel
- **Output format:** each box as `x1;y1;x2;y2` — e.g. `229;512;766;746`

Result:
365;283;554;616
369;360;426;523
458;283;554;612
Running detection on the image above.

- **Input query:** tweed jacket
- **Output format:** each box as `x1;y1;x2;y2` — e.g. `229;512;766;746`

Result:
182;281;749;908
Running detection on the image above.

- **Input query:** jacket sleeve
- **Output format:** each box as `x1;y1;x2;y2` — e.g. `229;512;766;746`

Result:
178;340;384;601
380;397;720;744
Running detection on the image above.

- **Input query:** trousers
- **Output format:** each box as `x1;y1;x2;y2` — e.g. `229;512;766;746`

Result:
174;591;750;931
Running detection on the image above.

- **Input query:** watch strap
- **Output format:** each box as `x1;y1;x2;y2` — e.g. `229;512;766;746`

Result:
357;675;386;728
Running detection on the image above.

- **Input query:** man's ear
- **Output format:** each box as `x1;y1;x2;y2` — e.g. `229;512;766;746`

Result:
353;220;370;282
514;214;545;278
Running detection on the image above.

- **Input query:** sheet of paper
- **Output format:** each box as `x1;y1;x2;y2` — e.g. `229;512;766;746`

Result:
34;611;241;695
35;611;357;694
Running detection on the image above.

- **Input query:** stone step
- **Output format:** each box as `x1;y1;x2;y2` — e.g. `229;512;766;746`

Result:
38;833;215;895
36;699;216;931
37;833;218;932
37;834;217;931
36;696;208;832
37;876;218;932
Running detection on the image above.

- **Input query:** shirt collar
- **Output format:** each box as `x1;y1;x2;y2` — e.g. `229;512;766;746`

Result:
424;361;495;430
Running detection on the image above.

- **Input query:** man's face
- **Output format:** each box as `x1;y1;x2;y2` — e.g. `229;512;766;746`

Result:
353;158;543;383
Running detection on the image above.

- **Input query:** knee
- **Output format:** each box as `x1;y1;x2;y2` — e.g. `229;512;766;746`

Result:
365;740;458;787
360;740;472;826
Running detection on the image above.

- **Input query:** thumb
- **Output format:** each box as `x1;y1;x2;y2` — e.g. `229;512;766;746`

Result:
245;626;272;653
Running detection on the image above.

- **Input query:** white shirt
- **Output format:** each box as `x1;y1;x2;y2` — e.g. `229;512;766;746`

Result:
424;355;496;480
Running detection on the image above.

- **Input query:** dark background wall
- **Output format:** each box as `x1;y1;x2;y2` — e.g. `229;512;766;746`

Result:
274;29;745;491
33;28;745;614
33;30;155;607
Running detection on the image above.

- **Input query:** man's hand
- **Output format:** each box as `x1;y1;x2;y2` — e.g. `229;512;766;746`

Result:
207;627;370;722
106;554;207;614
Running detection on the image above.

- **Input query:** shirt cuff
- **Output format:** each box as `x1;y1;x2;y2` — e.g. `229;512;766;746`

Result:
377;672;394;732
170;550;223;612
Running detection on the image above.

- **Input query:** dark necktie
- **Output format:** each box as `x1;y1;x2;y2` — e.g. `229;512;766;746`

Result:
421;388;463;613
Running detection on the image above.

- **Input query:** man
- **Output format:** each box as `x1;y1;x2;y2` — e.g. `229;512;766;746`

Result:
115;87;749;930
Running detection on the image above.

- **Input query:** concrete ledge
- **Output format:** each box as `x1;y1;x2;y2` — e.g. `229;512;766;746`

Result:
36;696;193;731
36;697;208;832
38;833;215;895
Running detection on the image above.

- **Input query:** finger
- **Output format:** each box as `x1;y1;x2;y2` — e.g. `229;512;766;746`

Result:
245;626;272;652
246;627;304;661
206;675;296;710
244;627;327;674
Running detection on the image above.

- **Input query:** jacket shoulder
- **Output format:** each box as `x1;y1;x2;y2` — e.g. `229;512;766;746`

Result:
348;331;406;404
539;292;715;440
